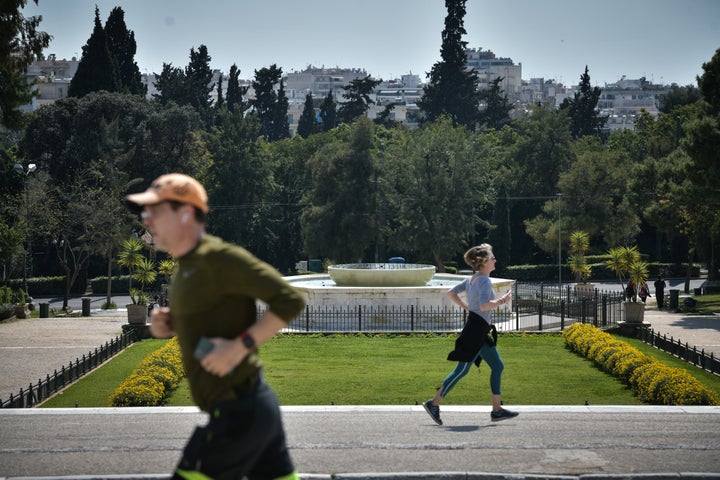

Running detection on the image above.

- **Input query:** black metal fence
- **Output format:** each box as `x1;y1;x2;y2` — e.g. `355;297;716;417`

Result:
273;282;627;333
511;282;626;331
1;331;137;408
636;327;720;376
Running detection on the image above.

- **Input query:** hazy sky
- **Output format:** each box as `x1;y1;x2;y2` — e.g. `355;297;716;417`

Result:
22;0;720;87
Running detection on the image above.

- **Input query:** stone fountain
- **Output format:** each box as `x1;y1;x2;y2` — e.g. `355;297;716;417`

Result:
285;263;514;310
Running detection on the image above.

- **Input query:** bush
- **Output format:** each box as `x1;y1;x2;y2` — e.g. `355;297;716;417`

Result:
110;337;185;407
563;323;719;406
0;303;14;321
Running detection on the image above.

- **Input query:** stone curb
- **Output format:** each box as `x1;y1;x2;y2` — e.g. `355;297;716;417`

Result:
4;472;720;480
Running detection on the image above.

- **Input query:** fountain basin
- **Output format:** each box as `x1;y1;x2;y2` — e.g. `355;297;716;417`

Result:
328;263;436;287
286;273;515;310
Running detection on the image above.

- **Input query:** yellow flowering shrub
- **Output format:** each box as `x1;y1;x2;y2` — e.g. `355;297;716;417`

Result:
111;373;165;407
110;338;185;407
563;323;719;406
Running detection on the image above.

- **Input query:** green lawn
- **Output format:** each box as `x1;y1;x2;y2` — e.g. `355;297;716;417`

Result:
41;332;720;408
39;339;168;408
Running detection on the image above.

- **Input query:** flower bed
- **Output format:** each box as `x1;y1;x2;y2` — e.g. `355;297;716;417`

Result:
110;338;185;407
563;323;719;405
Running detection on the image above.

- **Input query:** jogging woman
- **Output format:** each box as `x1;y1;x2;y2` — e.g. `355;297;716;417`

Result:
423;243;518;425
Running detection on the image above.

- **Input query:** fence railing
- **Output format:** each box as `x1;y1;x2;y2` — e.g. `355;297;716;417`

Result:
271;282;627;333
511;282;626;331
1;331;137;408
636;327;720;376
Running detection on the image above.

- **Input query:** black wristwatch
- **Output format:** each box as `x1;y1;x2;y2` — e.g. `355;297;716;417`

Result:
239;331;257;351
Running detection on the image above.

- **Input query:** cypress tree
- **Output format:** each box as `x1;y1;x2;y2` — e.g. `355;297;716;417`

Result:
319;90;337;132
104;7;146;96
418;0;481;129
272;79;290;141
225;64;246;113
68;6;119;98
297;93;319;138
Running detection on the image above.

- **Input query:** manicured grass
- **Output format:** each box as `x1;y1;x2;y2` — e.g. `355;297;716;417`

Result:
39;339;167;408
169;333;641;406
43;333;720;408
260;333;641;406
694;293;720;314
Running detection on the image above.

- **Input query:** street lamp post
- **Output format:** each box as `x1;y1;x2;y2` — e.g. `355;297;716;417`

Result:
556;193;563;299
13;163;36;301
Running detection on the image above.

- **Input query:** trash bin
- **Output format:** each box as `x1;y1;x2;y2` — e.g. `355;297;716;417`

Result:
308;259;322;273
81;297;91;316
39;302;49;318
668;289;679;310
694;287;702;296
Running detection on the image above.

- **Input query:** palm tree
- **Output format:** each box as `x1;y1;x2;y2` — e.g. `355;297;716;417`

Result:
117;237;144;292
117;237;158;305
132;257;157;305
568;230;591;284
605;246;648;302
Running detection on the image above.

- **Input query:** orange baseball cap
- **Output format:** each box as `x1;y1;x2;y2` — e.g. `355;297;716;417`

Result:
125;173;209;213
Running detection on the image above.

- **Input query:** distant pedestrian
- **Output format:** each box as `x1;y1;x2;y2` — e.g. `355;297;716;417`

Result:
654;277;667;309
625;280;636;302
638;283;650;303
423;244;518;425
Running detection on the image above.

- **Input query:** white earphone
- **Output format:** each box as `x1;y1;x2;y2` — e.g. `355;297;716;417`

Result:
182;212;190;222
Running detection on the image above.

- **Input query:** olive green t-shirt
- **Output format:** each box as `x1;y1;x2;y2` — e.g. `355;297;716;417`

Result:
169;234;305;411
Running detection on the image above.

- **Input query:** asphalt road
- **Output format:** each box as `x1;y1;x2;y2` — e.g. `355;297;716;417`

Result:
1;406;719;479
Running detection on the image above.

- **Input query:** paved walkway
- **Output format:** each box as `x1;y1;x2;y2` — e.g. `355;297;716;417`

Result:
0;310;127;402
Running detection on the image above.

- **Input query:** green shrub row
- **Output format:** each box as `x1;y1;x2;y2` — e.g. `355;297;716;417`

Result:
110;338;185;407
562;323;719;405
498;263;698;283
1;275;167;297
3;276;85;296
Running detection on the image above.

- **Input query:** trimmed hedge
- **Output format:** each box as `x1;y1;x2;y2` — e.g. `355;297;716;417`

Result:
563;323;719;405
497;263;699;283
110;338;185;407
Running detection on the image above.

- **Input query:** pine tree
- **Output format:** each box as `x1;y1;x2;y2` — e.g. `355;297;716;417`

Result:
698;47;720;115
297;93;319;138
68;6;119;98
185;45;214;117
338;75;381;124
319;90;337;132
251;64;282;141
478;77;512;130
104;7;146;96
153;63;187;104
418;0;481;129
559;66;607;139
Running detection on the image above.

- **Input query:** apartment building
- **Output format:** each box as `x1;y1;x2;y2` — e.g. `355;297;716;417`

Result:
21;55;79;111
598;76;670;132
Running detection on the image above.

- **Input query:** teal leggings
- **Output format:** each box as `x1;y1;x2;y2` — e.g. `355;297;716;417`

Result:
440;343;504;397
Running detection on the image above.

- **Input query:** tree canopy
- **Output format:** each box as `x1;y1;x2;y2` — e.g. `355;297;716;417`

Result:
1;0;51;129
